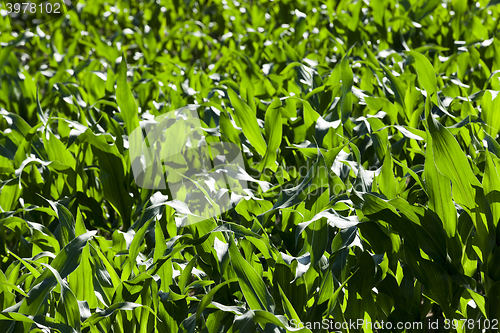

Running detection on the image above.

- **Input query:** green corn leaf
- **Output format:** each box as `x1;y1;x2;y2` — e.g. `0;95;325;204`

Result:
340;55;353;121
426;107;480;210
483;151;500;227
0;179;22;212
54;203;76;248
380;63;406;109
154;220;168;262
92;147;132;230
38;263;81;332
178;255;197;295
277;284;301;324
407;51;437;97
82;302;155;328
7;251;41;279
257;98;282;172
228;236;275;313
378;152;397;199
347;0;364;31
68;242;98;309
75;208;87;237
116;55;140;135
122;217;154;280
427;99;495;261
19;231;96;317
424;132;457;237
482;90;500;138
195;279;237;325
227;88;267;156
43;131;76;169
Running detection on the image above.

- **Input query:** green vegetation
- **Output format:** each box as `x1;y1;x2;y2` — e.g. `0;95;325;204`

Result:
1;0;500;332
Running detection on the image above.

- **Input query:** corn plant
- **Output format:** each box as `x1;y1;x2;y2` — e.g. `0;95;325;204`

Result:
1;0;500;332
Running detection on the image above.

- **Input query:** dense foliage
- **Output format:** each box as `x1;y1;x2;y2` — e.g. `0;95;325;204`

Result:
1;0;500;332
